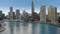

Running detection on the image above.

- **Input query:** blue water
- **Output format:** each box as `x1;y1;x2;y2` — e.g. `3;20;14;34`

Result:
8;21;57;34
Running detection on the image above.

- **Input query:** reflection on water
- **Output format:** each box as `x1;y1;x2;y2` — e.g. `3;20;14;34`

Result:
8;22;58;34
9;22;15;34
16;21;20;34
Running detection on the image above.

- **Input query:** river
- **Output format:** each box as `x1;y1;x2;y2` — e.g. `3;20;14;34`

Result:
0;21;60;34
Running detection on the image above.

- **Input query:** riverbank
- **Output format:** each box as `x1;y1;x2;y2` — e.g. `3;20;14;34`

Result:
2;19;60;27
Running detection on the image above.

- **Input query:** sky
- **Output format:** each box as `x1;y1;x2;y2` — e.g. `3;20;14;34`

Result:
0;0;60;15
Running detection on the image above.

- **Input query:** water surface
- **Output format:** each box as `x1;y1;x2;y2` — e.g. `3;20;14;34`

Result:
0;21;60;34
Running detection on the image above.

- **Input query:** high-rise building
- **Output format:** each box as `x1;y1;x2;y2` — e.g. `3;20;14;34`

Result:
40;5;46;23
48;6;57;24
0;11;2;19
32;0;35;20
31;0;38;21
0;10;5;32
57;12;60;20
0;11;5;20
0;10;5;25
9;6;15;20
0;11;2;14
2;14;5;19
16;9;20;19
9;12;15;20
23;10;28;21
13;12;15;19
10;6;13;12
32;0;34;14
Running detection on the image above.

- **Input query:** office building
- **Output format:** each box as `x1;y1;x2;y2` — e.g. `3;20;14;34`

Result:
48;6;57;24
10;6;13;12
0;11;2;14
40;5;46;23
16;9;20;19
9;12;15;20
9;6;15;20
0;11;5;19
0;10;5;22
23;10;28;21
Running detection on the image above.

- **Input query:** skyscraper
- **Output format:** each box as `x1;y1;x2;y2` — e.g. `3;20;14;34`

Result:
9;6;15;20
16;9;20;20
0;11;2;14
40;5;46;23
48;6;57;24
0;11;5;20
0;10;5;26
32;0;34;13
32;0;34;20
23;10;28;21
10;6;13;12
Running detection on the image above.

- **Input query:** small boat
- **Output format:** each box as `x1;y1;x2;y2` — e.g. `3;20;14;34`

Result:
0;27;5;32
0;24;5;32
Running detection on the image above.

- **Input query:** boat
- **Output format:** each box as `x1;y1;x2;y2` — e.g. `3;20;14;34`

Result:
0;27;5;32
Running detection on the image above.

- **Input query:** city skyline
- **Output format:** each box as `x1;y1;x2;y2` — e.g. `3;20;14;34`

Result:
0;0;60;15
0;0;60;34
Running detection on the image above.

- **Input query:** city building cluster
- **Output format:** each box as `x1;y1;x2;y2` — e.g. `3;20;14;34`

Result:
0;0;60;25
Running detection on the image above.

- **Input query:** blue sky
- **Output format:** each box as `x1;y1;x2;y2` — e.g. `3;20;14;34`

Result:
0;0;60;15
